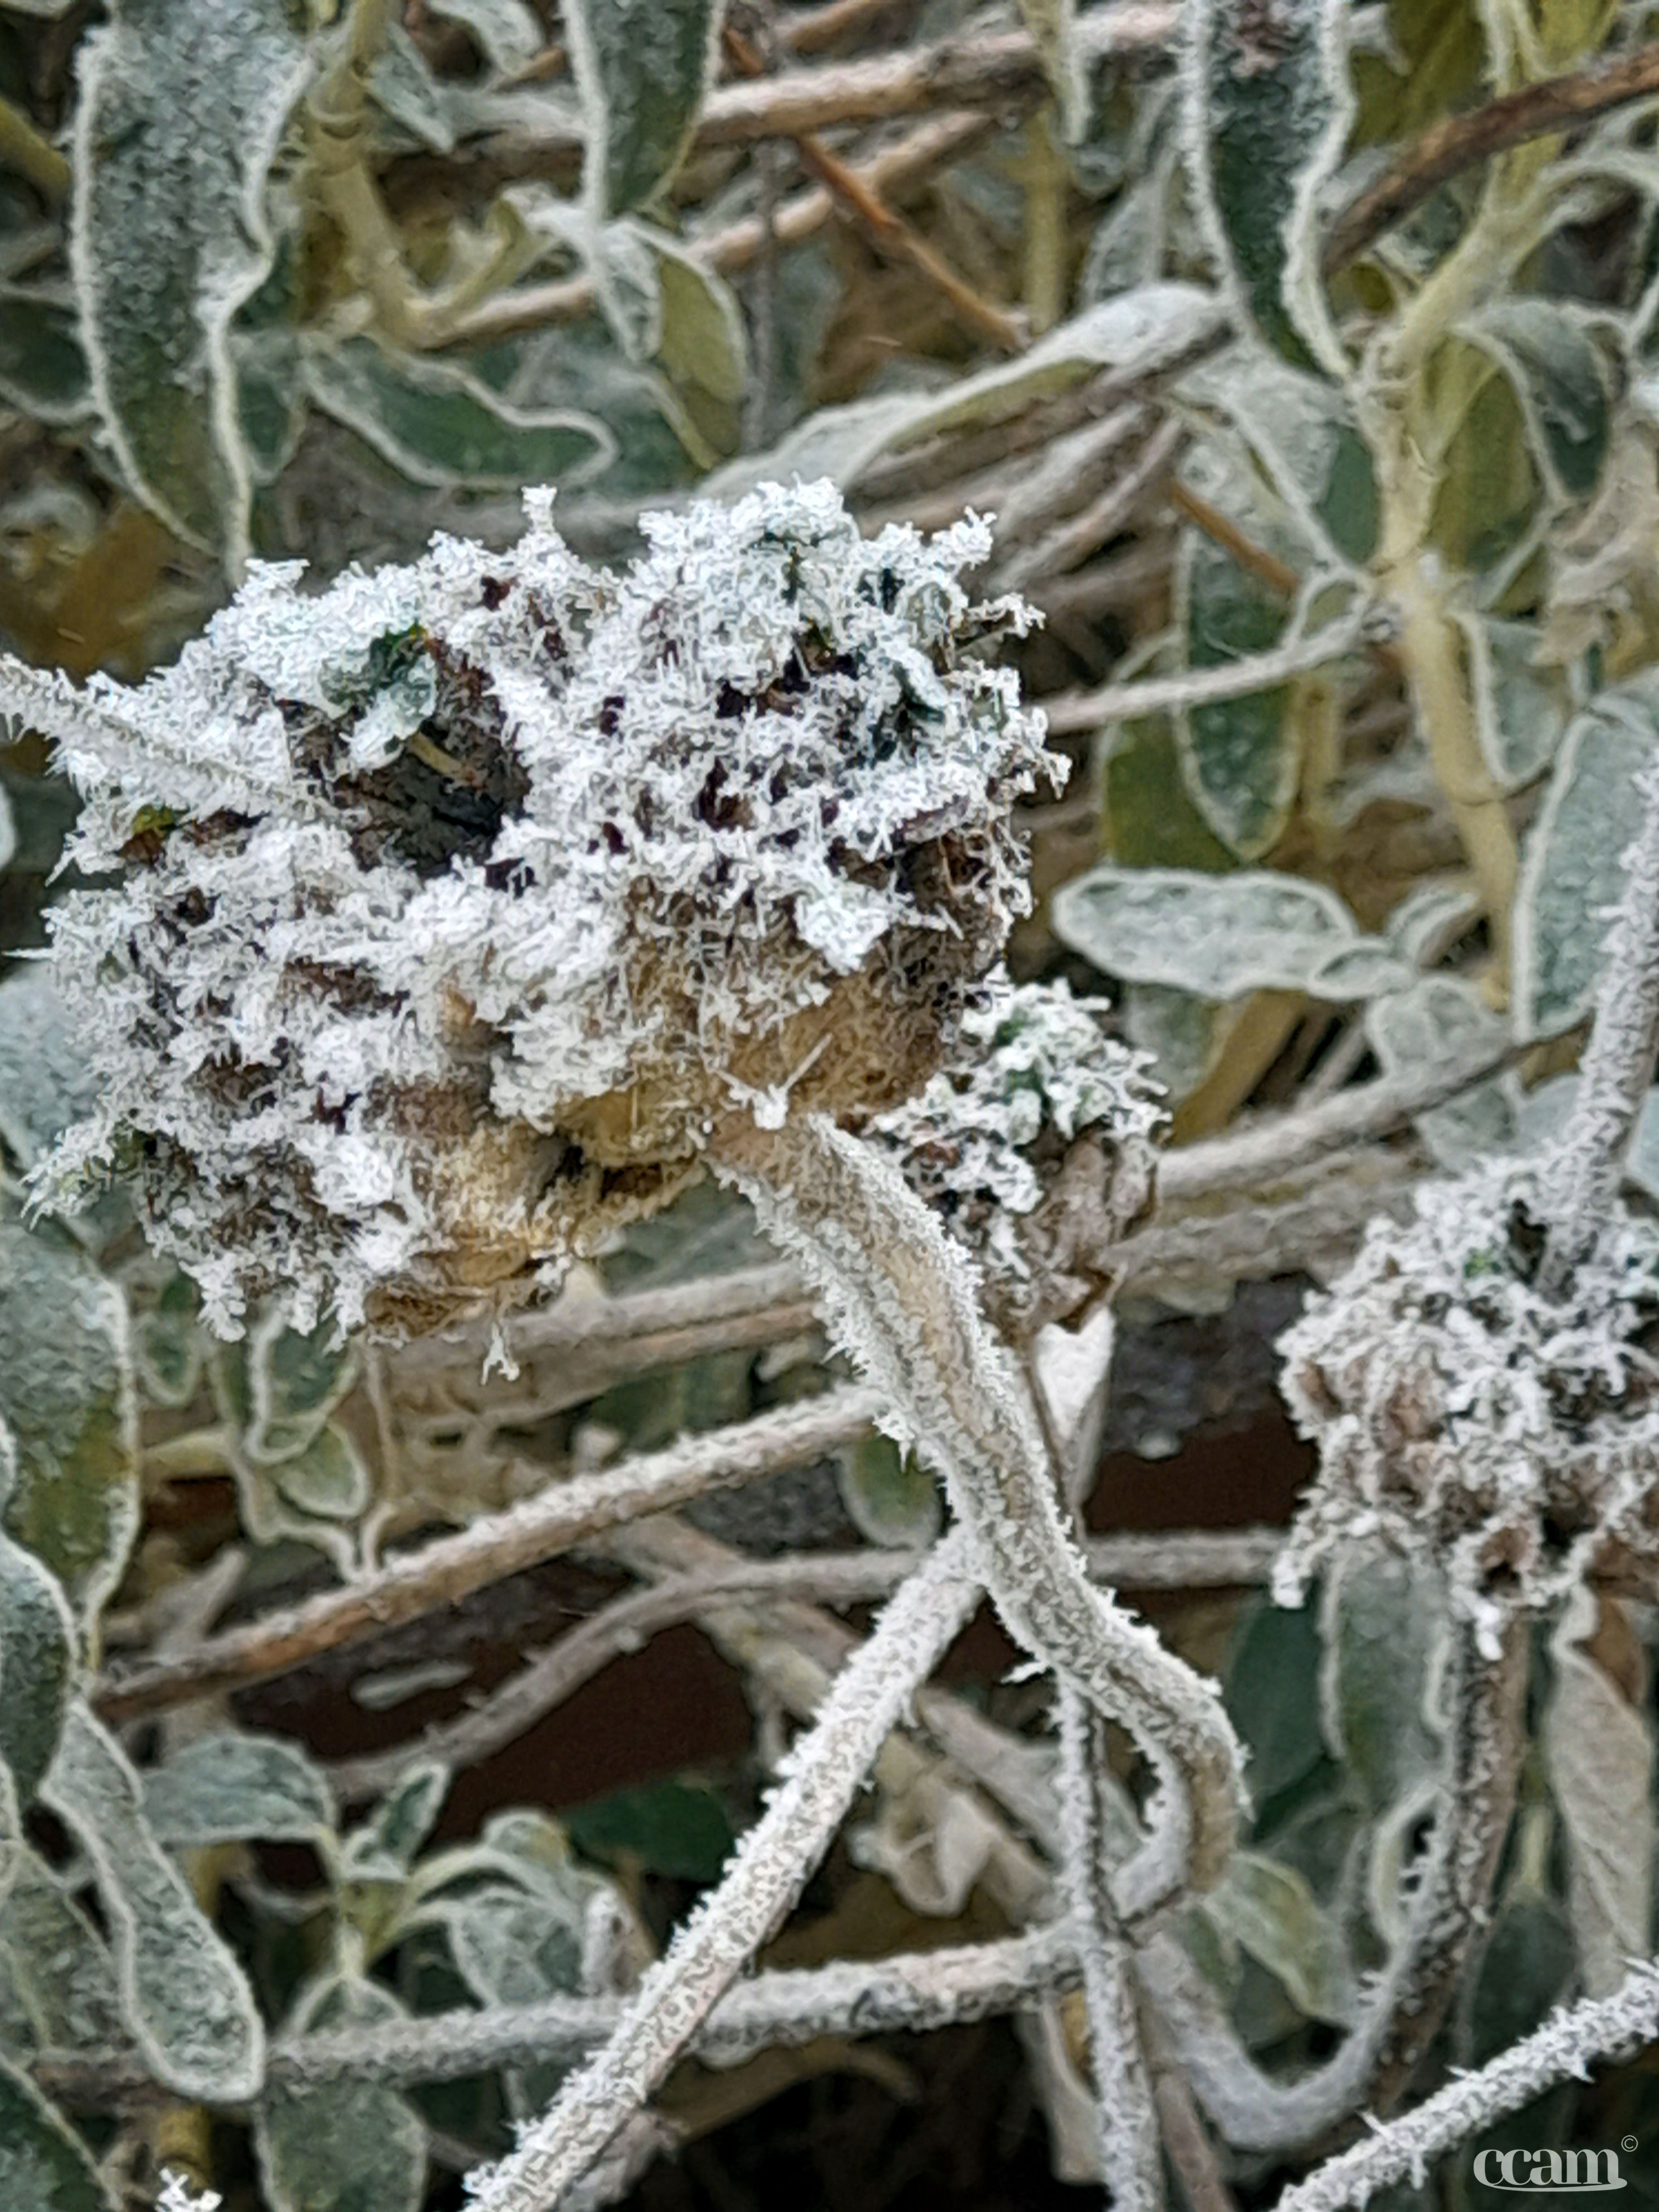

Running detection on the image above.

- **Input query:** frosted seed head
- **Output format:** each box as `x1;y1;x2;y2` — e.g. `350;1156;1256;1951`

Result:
28;482;1060;1337
1276;1157;1659;1629
869;974;1164;1330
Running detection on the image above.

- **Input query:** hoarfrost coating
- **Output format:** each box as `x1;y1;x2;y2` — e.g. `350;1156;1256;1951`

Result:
23;482;1062;1338
1276;1156;1659;1653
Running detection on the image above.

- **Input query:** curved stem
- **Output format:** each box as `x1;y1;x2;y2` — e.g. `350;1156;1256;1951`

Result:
461;1530;979;2212
712;1111;1244;1919
1141;1610;1528;2152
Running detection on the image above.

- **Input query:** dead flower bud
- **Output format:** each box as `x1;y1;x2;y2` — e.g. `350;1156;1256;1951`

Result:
869;973;1164;1333
1276;1158;1659;1655
27;481;1061;1338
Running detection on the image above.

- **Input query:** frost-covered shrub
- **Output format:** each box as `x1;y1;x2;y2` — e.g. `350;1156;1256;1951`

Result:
1276;1157;1659;1652
870;973;1162;1328
33;481;1059;1338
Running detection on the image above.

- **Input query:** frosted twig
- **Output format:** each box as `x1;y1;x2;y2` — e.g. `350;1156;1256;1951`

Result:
461;1531;979;2212
1139;1614;1529;2151
1272;1957;1659;2212
1040;611;1370;734
36;1930;1074;2110
1057;1686;1163;2210
1158;1042;1516;1202
1538;754;1659;1296
714;1113;1245;1922
92;1386;878;1720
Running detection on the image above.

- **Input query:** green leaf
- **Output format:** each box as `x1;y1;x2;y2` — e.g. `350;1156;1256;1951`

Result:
0;974;108;1172
1317;1543;1442;1818
0;1219;139;1632
1364;976;1516;1168
0;1485;75;1808
1176;535;1298;858
1459;612;1575;792
245;1310;358;1465
425;0;542;72
1202;1849;1357;2025
564;1777;738;1883
143;1730;336;1848
0;1850;126;2056
362;1760;450;1870
271;1422;372;1521
132;1273;204;1413
369;24;457;153
1545;1587;1655;1996
41;1702;264;2103
0;2047;117;2212
1459;300;1615;505
566;0;721;219
69;0;312;564
1102;711;1237;870
256;1975;426;2212
1462;1882;1577;2065
301;338;614;491
1181;0;1353;372
1224;1594;1326;1807
1180;351;1378;566
835;1434;942;1550
1052;864;1409;1000
1512;682;1655;1040
0;292;89;425
1121;982;1228;1105
644;229;748;461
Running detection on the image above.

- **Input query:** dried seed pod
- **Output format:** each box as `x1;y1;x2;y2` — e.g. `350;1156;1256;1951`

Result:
1276;1157;1659;1654
28;482;1060;1337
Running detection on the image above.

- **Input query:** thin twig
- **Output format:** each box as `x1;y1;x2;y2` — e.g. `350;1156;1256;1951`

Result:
435;109;997;349
728;19;1028;352
1322;40;1659;274
91;1387;878;1720
0;93;69;201
1040;609;1373;739
1157;1042;1520;1203
1272;1957;1659;2212
461;1532;980;2212
34;1928;1076;2109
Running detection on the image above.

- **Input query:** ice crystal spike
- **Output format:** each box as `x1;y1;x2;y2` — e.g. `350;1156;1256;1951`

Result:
22;482;1061;1338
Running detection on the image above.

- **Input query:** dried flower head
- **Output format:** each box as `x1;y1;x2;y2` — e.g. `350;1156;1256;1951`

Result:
1276;1157;1659;1652
29;482;1060;1337
869;973;1163;1329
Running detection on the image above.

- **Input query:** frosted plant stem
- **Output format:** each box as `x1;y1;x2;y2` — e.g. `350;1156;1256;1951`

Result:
1272;1957;1659;2212
460;1530;979;2212
92;1386;877;1720
1538;754;1659;1297
712;1112;1244;1921
1139;1611;1529;2151
1057;1686;1163;2210
38;1928;1076;2108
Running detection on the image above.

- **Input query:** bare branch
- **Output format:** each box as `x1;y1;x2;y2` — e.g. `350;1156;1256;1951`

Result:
91;1386;877;1720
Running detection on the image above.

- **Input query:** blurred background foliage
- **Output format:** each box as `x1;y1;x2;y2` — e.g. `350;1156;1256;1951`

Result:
6;0;1659;2205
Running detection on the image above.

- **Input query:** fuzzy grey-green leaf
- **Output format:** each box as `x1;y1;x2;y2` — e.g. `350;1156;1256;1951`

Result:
301;340;614;491
566;0;721;218
0;1220;139;1631
70;0;312;562
41;1702;264;2103
1177;535;1296;858
0;2047;117;2212
0;1522;75;1808
256;1975;426;2212
143;1730;337;1848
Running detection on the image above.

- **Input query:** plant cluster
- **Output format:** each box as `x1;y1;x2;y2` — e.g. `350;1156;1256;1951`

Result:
2;0;1659;2209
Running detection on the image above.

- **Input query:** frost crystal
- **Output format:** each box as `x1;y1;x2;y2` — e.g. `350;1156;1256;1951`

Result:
869;974;1163;1327
27;482;1060;1337
1277;1157;1659;1651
